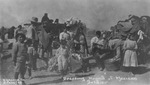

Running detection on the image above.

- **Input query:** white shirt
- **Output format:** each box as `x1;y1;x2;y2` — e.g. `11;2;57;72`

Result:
90;36;104;48
26;25;38;40
67;31;74;39
26;25;33;39
137;30;144;40
59;32;70;41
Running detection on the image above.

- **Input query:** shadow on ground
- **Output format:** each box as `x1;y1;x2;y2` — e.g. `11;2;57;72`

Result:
29;72;94;85
133;66;150;74
34;74;60;78
29;78;63;85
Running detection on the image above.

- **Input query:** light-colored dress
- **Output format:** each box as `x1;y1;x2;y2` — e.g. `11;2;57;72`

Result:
57;46;69;71
123;39;138;67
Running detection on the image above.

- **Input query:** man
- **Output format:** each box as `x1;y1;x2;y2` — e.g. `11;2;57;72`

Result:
12;33;28;84
66;28;74;51
26;17;39;50
59;28;71;43
14;25;23;38
90;31;105;70
140;17;150;37
90;31;103;53
108;34;125;60
8;26;15;39
41;13;50;23
108;33;127;70
130;16;141;38
138;17;150;64
26;17;39;70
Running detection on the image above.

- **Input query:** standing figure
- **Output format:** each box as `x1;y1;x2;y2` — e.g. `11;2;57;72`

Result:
59;28;71;48
74;28;88;57
26;39;35;79
57;40;69;79
12;33;28;84
91;31;105;70
41;13;50;23
140;17;150;37
123;34;138;75
26;17;39;70
14;25;23;38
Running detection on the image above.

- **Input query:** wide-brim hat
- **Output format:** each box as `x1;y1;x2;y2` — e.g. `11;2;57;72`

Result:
30;17;38;23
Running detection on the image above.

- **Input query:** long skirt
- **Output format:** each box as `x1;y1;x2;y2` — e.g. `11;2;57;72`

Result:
123;50;138;67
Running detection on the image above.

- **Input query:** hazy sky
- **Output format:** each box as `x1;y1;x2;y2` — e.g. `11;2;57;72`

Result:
0;0;150;30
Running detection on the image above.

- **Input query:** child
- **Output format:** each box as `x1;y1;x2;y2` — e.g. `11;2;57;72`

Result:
12;33;28;84
123;34;138;75
26;39;34;79
57;40;69;79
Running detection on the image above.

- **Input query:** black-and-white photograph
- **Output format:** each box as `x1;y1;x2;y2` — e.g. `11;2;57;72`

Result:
0;0;150;85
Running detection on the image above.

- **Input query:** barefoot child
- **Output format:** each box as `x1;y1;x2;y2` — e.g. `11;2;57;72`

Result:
12;33;28;84
57;40;69;79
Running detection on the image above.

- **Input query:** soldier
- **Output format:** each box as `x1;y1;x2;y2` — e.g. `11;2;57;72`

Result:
12;33;28;82
41;13;50;23
26;17;39;43
26;17;39;70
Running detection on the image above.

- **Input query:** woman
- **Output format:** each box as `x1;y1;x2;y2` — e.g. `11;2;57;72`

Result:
123;34;138;75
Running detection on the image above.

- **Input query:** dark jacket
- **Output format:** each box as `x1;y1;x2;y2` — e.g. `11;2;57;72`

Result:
41;15;50;23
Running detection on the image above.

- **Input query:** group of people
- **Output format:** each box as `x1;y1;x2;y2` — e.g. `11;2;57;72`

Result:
4;14;150;85
90;15;150;75
90;30;138;75
10;13;89;84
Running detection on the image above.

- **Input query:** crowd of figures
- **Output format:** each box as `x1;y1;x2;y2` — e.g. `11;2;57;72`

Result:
0;14;150;84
